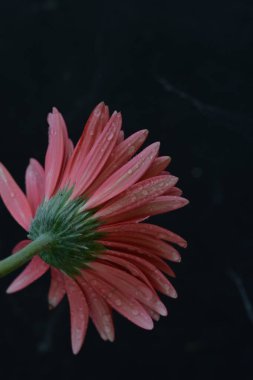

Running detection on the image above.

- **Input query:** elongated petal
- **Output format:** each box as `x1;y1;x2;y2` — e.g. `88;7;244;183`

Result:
64;275;89;354
72;112;122;196
6;256;49;293
48;268;65;309
100;237;181;262
99;252;153;287
105;248;176;279
78;275;115;342
86;129;148;196
95;175;178;220
141;156;171;180
103;195;189;224
45;110;65;198
12;239;31;254
25;158;45;215
90;262;167;316
98;223;187;248
142;305;161;321
105;254;177;298
0;163;33;230
83;270;154;330
164;186;183;196
85;142;160;210
60;102;109;187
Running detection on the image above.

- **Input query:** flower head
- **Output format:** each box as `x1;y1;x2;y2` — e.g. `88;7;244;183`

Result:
0;102;188;354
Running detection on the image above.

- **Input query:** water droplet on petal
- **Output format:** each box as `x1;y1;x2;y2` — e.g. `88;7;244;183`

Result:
132;308;139;316
115;298;122;306
107;132;114;141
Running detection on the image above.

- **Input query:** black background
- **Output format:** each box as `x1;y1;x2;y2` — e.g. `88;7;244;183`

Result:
0;1;253;379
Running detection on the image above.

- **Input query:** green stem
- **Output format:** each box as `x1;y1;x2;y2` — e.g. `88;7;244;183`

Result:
0;234;53;278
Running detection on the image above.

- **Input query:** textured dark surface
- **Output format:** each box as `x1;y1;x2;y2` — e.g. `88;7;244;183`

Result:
0;1;253;379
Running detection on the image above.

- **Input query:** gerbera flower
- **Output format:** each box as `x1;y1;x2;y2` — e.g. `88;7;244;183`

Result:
0;102;188;354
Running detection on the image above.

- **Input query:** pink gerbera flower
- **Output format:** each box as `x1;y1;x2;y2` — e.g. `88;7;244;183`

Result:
0;102;188;354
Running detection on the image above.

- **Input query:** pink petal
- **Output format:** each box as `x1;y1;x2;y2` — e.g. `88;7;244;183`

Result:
68;139;74;157
83;269;154;330
141;156;171;180
25;158;45;215
48;268;65;309
95;175;178;220
99;252;153;287
12;239;31;254
89;262;166;316
143;305;161;321
116;130;125;144
164;186;183;196
60;102;109;187
85;142;160;210
0;163;33;231
44;109;66;198
78;275;115;342
64;275;89;354
103;195;189;224
6;256;49;293
105;248;176;279
98;223;187;248
100;236;181;262
86;129;148;196
105;254;178;298
72;112;122;196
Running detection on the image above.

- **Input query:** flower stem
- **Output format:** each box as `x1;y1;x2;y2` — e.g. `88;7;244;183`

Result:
0;234;53;278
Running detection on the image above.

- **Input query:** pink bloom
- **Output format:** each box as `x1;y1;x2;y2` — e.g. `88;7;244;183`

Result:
0;102;188;354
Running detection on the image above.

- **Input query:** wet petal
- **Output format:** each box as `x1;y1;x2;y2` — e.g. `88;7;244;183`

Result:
48;268;65;309
103;195;189;224
141;156;171;180
64;275;89;354
45;109;66;198
60;102;109;187
83;270;154;330
85;142;160;210
0;163;33;230
25;158;45;215
95;175;178;220
72;112;122;196
6;256;49;293
78;275;115;342
98;223;187;248
86;129;148;196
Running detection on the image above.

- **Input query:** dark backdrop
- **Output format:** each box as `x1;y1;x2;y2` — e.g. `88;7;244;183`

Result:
0;1;253;379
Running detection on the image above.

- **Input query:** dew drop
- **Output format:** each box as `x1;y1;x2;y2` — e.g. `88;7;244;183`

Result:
115;298;122;306
10;192;15;198
94;109;101;117
132;308;139;316
128;169;133;175
107;132;114;141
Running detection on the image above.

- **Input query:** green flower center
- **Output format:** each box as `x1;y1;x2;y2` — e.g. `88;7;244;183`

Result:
28;188;104;276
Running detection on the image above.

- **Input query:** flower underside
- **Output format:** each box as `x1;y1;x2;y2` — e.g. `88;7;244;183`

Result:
28;188;104;276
